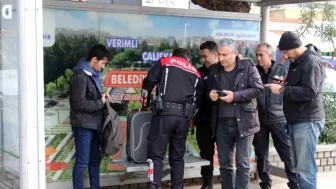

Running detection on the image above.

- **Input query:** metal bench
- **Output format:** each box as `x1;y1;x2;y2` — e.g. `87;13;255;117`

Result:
112;154;210;182
112;155;258;183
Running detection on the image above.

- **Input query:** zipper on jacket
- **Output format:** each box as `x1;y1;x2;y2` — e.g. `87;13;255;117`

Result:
265;70;272;124
265;84;268;123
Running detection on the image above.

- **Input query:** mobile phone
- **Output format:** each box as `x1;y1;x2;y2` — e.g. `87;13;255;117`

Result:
216;90;227;97
270;76;284;82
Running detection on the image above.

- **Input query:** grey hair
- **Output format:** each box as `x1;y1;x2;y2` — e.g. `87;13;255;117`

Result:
218;38;236;52
257;42;273;54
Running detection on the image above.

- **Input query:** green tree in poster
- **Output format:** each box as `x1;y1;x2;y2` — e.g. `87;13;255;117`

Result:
57;76;66;95
189;44;202;67
158;39;171;51
65;69;73;83
44;31;99;84
45;82;57;101
111;49;142;69
124;49;142;63
148;44;155;51
111;52;127;67
172;40;179;49
164;49;173;53
140;40;149;51
186;41;191;50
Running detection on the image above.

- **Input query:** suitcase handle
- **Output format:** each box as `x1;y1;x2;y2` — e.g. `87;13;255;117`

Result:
147;159;154;182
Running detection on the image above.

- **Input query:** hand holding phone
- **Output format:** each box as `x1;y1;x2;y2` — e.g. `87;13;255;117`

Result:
210;90;219;101
216;90;227;97
270;76;287;86
270;76;283;82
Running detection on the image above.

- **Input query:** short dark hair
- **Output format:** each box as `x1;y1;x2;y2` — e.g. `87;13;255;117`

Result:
87;44;110;61
172;48;190;60
200;41;218;52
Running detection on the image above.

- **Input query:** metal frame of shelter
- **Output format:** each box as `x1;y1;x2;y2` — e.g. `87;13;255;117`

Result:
4;0;328;189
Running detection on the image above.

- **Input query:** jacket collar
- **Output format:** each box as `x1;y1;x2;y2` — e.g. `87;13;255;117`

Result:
236;56;246;71
256;60;276;73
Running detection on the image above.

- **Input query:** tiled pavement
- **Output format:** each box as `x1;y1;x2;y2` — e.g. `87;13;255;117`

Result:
185;171;336;189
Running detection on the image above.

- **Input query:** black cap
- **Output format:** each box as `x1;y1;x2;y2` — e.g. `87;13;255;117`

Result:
278;31;302;51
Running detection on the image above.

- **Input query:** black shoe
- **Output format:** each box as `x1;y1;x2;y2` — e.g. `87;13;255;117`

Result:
259;182;271;189
287;182;299;189
200;176;213;189
148;182;162;189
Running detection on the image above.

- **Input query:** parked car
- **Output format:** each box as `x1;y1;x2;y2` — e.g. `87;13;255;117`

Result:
325;67;336;92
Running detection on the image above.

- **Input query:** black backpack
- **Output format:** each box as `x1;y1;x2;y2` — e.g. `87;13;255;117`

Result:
101;98;123;156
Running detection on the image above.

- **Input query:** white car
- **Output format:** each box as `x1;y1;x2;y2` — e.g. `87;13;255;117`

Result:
324;67;336;92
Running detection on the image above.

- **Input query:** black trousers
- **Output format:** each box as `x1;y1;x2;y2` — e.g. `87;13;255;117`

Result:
253;122;298;186
196;122;215;177
147;115;189;189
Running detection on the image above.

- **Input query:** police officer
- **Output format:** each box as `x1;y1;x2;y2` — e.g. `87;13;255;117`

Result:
140;48;202;189
193;41;219;189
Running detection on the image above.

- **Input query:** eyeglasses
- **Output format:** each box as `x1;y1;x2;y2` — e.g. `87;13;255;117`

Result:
281;50;289;56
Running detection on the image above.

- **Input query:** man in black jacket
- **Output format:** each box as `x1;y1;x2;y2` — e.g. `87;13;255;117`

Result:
140;48;201;189
254;42;298;189
69;44;110;189
194;41;219;189
208;39;263;189
265;32;325;189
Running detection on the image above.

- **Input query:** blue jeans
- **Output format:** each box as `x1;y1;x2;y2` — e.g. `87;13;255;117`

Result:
216;120;254;189
72;127;102;189
289;120;325;189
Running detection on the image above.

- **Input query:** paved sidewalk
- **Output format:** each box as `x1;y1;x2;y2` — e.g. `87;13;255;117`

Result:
185;171;336;189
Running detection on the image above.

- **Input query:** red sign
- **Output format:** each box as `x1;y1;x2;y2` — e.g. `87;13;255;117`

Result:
104;70;148;88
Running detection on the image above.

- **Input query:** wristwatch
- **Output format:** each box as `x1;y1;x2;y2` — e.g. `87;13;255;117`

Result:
279;86;285;95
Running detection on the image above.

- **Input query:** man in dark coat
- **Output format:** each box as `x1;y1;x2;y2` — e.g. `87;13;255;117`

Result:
208;39;263;189
265;32;325;189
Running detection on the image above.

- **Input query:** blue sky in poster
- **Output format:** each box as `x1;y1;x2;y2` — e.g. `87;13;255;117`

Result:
52;9;259;39
186;17;259;36
53;9;100;30
99;12;185;38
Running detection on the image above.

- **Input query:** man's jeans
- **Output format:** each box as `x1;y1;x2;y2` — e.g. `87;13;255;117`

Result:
289;120;325;189
216;119;254;189
72;127;102;189
253;122;298;187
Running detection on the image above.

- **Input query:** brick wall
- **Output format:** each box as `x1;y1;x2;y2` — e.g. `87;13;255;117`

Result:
269;144;336;172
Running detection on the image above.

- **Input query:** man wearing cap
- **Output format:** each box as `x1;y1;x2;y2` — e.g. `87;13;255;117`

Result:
265;31;325;189
254;42;298;189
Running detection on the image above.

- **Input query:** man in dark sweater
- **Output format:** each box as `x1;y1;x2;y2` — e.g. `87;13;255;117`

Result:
194;41;219;189
254;42;298;189
265;32;325;189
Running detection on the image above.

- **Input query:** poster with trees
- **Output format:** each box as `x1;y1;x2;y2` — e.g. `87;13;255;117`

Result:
43;8;259;182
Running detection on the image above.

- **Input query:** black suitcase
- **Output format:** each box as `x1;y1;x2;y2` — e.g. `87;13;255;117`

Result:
126;110;153;163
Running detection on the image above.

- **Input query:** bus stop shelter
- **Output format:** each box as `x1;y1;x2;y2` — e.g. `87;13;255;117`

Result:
0;0;330;189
